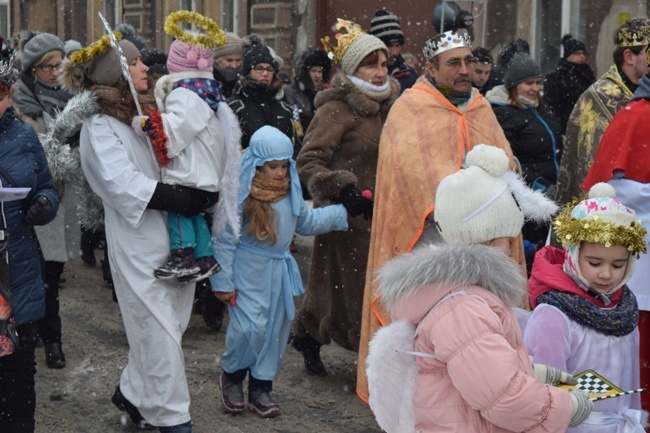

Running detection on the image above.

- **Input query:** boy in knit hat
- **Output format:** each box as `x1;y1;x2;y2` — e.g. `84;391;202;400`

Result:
368;9;417;93
133;11;242;283
524;183;647;432
366;144;593;432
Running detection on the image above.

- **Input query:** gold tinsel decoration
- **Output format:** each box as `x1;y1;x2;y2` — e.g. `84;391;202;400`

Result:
70;31;122;64
164;10;226;49
554;196;647;255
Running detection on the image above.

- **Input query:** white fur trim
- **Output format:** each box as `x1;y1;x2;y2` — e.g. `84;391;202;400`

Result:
154;71;214;111
209;101;242;240
501;170;559;222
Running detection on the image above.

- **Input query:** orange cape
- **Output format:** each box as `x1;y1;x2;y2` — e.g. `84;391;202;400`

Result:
356;76;524;401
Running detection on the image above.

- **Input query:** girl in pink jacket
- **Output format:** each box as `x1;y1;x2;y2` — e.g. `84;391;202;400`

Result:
367;145;593;432
524;183;647;432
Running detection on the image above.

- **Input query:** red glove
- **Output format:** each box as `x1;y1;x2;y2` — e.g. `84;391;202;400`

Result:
361;190;373;200
215;291;237;306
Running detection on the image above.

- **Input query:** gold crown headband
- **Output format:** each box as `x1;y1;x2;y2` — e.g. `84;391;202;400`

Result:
616;24;650;47
70;31;122;64
164;10;226;48
554;196;647;255
423;29;472;60
321;19;366;63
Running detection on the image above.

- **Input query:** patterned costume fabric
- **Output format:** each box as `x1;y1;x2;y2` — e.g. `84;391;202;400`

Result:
554;65;633;207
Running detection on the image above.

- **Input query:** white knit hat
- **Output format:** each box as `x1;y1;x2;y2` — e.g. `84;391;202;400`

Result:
435;144;558;244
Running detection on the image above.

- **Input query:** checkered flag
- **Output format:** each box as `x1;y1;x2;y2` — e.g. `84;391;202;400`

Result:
558;369;645;401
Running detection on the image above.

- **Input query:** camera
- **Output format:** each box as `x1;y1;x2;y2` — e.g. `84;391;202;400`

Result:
432;1;474;34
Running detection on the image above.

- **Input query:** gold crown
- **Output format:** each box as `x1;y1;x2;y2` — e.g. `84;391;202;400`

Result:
70;31;122;64
321;19;366;63
616;24;650;47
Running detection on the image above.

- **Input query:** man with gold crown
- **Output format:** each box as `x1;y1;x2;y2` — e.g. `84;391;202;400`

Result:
356;28;524;402
582;25;650;412
555;18;650;208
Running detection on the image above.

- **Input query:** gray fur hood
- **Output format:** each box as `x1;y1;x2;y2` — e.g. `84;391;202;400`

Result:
485;84;511;106
314;71;400;117
377;243;526;321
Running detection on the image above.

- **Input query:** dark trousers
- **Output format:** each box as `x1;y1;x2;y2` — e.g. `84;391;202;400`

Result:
37;261;64;345
0;322;39;433
225;368;273;392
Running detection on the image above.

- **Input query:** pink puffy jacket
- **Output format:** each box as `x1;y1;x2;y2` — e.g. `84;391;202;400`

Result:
378;244;574;432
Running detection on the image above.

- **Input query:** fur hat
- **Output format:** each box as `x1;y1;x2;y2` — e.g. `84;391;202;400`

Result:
555;183;647;293
61;38;140;93
213;32;243;59
167;39;213;74
368;10;405;46
561;34;586;59
503;52;541;89
296;47;332;86
496;38;530;68
242;34;276;73
21;33;64;73
435;144;558;244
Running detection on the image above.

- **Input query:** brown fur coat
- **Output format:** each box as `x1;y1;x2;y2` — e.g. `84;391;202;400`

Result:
293;72;400;351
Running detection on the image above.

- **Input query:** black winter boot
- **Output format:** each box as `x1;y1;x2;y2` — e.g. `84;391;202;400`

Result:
291;334;326;376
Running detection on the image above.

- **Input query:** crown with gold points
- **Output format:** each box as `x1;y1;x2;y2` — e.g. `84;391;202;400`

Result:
321;18;367;63
615;23;650;47
423;29;472;60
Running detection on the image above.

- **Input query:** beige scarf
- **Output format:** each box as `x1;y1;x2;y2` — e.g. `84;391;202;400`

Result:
250;170;290;202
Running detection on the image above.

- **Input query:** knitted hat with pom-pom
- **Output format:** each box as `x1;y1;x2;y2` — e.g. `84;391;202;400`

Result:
555;182;647;293
435;144;558;244
167;39;213;74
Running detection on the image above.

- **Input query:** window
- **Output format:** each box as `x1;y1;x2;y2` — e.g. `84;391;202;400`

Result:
220;0;240;32
103;0;120;27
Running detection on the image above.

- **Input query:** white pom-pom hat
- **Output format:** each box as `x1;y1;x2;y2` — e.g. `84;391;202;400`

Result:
435;144;559;244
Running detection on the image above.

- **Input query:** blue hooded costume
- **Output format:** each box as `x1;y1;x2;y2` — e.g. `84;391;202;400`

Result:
209;125;348;380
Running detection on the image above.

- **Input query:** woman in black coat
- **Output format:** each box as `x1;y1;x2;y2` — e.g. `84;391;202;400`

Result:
228;35;297;150
486;53;562;268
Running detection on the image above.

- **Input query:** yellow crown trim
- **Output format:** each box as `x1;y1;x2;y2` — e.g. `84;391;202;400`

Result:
321;18;366;64
164;10;226;49
616;25;650;47
69;31;122;65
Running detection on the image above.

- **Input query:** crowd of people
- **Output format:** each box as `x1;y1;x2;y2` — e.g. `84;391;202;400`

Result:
1;5;650;433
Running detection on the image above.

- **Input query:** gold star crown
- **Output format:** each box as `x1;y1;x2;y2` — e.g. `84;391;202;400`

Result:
321;19;367;63
615;24;650;47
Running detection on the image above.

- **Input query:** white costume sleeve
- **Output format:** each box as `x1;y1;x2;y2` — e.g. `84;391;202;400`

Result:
79;115;158;229
162;88;213;158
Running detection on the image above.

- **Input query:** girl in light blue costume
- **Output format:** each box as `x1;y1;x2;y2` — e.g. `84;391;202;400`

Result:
211;125;350;418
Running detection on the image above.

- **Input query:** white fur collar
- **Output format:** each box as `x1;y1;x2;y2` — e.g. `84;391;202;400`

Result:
154;71;214;110
377;243;526;309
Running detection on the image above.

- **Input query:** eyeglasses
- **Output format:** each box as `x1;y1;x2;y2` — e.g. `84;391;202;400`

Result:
37;63;63;73
443;57;479;69
252;65;274;74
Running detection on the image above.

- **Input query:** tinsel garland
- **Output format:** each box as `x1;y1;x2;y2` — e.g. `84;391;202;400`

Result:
554;197;647;255
70;31;122;64
164;10;226;49
146;108;170;168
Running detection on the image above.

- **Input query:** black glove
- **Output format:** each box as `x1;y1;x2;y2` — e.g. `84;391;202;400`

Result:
25;196;52;226
337;184;373;220
147;183;219;217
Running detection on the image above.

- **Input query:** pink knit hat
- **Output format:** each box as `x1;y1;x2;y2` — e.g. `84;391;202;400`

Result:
166;39;213;73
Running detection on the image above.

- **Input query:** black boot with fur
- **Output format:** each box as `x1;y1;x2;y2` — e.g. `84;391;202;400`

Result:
291;334;326;376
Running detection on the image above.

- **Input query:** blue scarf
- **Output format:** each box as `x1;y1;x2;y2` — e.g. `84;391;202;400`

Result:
172;77;224;112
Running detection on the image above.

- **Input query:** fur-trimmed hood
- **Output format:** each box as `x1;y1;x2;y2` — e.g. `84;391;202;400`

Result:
314;71;400;117
378;243;526;324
